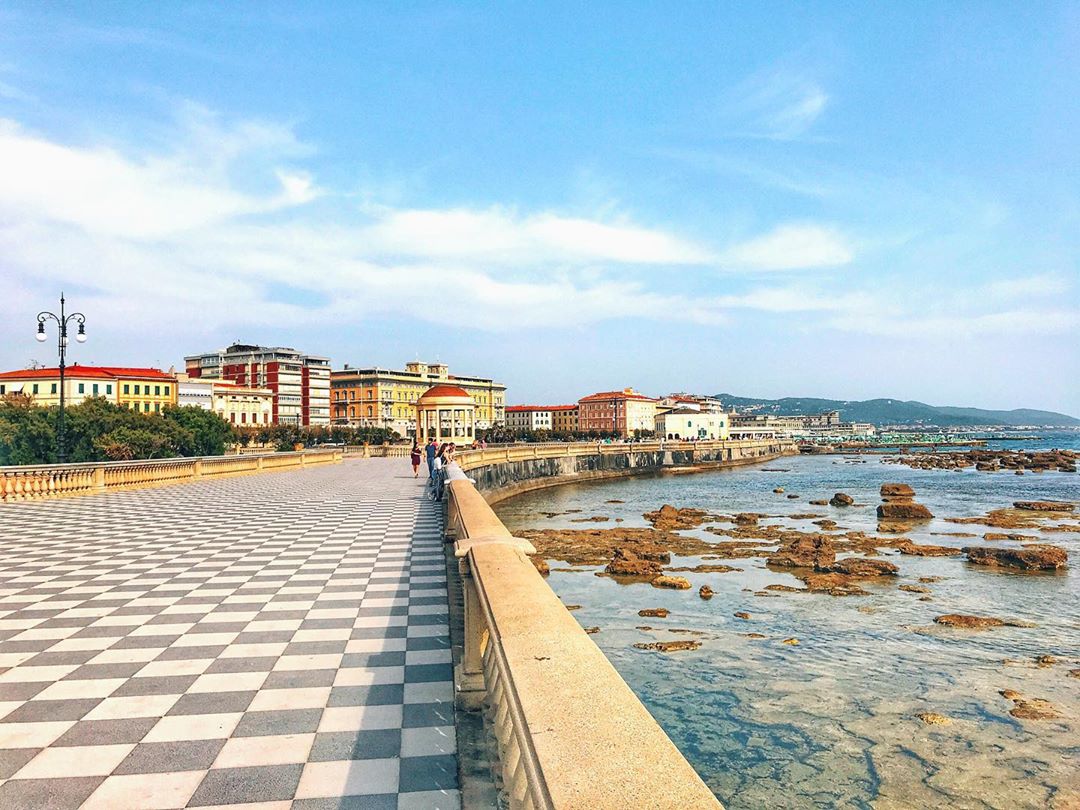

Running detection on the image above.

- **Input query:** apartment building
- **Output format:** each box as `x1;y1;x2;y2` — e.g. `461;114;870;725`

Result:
0;366;177;414
330;361;506;437
577;388;658;437
185;343;330;426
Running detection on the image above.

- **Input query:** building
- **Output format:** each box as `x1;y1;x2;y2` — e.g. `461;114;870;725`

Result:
730;411;876;439
416;385;477;444
330;361;506;438
185;343;330;426
655;409;730;440
577;388;658;437
550;404;578;434
505;406;553;432
0;365;177;413
177;374;273;427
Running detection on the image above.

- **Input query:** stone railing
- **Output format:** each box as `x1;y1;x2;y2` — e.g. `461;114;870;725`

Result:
456;438;795;502
0;449;342;502
445;466;723;809
343;444;412;458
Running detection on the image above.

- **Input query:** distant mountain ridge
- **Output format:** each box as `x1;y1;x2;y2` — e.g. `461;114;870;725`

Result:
713;394;1080;427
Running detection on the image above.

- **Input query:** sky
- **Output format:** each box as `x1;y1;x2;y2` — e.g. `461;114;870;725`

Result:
1;3;1078;415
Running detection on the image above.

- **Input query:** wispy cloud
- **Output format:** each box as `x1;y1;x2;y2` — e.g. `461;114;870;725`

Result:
723;67;829;141
720;224;854;271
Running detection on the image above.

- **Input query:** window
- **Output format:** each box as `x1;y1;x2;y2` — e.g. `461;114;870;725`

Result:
123;384;129;395
92;384;99;395
0;385;4;395
367;406;373;417
106;384;112;394
51;383;57;394
155;385;161;396
154;403;160;413
144;402;150;412
241;413;246;423
163;385;170;395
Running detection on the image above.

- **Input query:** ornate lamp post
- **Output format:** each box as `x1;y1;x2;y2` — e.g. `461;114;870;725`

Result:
36;293;87;464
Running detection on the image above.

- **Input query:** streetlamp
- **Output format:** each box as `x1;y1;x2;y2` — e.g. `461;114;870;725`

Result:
36;293;86;464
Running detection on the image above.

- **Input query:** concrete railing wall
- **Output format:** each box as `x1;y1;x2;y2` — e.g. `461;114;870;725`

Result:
445;466;723;809
457;438;795;502
0;449;342;502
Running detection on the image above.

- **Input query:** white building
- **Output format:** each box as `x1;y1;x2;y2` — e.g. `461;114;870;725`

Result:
505;405;553;431
655;409;730;440
176;373;274;428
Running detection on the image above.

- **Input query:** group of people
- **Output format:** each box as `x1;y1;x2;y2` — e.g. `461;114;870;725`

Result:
409;438;458;500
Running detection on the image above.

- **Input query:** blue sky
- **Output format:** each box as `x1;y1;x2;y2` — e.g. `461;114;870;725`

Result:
1;3;1078;414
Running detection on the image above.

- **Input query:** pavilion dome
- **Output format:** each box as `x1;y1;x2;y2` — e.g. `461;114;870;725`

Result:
417;385;472;403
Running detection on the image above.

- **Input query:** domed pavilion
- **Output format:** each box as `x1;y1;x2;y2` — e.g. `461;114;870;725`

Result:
416;384;476;444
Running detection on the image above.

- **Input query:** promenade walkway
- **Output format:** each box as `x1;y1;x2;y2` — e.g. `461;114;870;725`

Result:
0;458;459;809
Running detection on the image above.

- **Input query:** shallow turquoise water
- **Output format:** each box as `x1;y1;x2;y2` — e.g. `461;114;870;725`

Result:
496;449;1080;809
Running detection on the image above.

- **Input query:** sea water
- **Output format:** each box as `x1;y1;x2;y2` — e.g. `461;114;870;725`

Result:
495;437;1079;809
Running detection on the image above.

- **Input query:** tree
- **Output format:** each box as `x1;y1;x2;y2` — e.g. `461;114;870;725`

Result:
0;395;56;465
162;406;235;456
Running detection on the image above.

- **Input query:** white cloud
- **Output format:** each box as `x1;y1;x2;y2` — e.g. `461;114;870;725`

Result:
357;207;711;265
983;273;1071;300
720;224;854;270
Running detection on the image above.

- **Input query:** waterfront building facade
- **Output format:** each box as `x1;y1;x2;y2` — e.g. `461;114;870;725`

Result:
550;404;578;433
0;366;176;413
330;361;505;438
655;409;730;440
577;388;658;436
505;405;553;432
176;374;273;426
185;343;330;426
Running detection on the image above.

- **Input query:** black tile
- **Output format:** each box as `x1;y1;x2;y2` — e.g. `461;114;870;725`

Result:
110;634;181;650
233;631;296;645
405;664;453;684
115;739;226;774
406;614;448;626
112;675;197;696
405;635;451;652
402;702;454;729
0;747;39;779
22;649;100;667
283;640;347;657
398;753;460;792
0;776;104;809
187;763;304;806
205;656;278;674
0;681;49;701
351;626;407;640
2;698;102;723
261;669;337;690
167;691;256;716
232;708;323;737
327;684;404;708
309;729;401;762
54;717;158;747
340;652;406;669
155;644;227;661
63;662;146;680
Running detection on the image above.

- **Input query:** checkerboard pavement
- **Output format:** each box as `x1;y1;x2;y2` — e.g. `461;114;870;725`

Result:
0;458;459;809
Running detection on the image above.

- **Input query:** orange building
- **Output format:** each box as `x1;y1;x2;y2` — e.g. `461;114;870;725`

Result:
577;388;658;437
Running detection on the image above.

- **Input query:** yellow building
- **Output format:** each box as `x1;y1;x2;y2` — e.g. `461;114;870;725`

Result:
331;361;506;438
0;365;177;414
550;405;578;434
112;368;178;414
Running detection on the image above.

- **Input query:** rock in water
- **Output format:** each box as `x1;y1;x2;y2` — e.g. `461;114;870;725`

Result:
964;545;1068;571
530;556;550;576
638;608;670;618
698;585;714;600
915;712;952;725
881;483;916;498
894;540;963;557
830;493;854;507
1013;501;1074;512
934;614;1033;629
604;548;663;579
827;558;899;577
999;690;1062;720
652;575;692;590
633;640;701;652
766;536;836;568
734;611;751;620
877;502;934;520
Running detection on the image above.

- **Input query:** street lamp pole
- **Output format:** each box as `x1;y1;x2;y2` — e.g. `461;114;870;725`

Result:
36;293;87;464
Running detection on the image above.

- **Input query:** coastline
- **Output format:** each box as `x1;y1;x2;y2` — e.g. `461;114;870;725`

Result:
493;453;1080;809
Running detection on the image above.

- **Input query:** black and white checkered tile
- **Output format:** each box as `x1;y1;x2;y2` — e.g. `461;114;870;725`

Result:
0;459;458;809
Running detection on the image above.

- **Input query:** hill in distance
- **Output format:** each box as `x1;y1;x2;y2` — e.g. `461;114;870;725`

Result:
713;394;1080;428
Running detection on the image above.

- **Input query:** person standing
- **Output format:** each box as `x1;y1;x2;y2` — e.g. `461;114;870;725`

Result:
425;438;437;481
410;442;422;478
